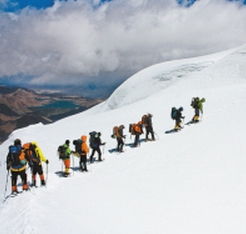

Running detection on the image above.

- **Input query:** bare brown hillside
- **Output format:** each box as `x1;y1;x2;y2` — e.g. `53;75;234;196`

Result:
0;86;103;143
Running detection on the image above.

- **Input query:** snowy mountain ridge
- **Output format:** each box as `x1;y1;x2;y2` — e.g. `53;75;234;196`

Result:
0;45;246;234
104;46;240;109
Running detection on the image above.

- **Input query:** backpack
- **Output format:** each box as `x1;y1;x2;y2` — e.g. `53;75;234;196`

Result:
141;115;148;126
129;123;136;135
133;123;142;135
23;143;32;160
23;142;42;164
171;107;177;120
58;145;66;159
89;131;97;148
72;139;82;153
112;126;119;138
191;98;199;108
129;124;133;134
8;145;27;167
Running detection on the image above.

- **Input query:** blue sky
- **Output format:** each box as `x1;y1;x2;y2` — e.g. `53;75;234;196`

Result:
1;0;245;12
1;0;112;12
1;0;55;11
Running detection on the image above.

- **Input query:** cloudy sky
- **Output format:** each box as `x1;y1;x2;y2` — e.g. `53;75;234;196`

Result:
0;0;246;97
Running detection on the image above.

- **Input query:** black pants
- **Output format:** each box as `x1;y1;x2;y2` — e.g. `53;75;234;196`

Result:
31;163;45;186
134;134;140;147
79;155;87;171
116;137;124;152
90;147;102;162
195;108;200;117
11;170;27;187
175;118;182;129
145;126;155;140
32;163;44;177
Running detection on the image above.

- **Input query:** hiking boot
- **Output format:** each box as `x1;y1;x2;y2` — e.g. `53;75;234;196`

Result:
31;180;36;187
12;186;18;194
23;184;29;191
41;180;46;186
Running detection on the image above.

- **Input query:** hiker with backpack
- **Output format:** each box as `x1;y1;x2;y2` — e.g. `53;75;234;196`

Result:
171;107;185;131
191;97;206;123
112;125;125;152
58;140;72;176
89;132;105;163
23;142;49;186
6;139;30;193
79;136;89;171
130;121;143;147
142;113;155;141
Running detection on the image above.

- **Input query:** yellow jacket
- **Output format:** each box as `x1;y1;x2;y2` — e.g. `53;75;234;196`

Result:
32;142;47;163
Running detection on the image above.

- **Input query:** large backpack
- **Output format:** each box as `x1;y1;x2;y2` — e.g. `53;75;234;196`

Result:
58;145;66;159
171;107;177;120
112;126;119;138
8;145;27;167
129;123;136;135
133;123;142;135
191;97;199;108
72;139;82;153
141;115;148;126
129;124;133;134
89;131;97;148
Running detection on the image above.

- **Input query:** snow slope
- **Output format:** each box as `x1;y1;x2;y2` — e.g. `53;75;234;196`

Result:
1;45;246;234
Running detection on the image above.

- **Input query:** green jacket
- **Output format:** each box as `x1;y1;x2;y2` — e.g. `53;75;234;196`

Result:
63;143;71;159
198;98;206;113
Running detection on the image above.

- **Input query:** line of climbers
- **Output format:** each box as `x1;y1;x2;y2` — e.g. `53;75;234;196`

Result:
171;97;206;130
6;140;49;194
5;97;205;191
58;132;106;177
57;112;156;176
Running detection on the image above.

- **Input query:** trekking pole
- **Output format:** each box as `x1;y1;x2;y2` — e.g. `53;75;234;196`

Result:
4;170;10;198
46;163;48;186
61;160;64;172
72;155;75;176
154;132;159;140
182;117;185;128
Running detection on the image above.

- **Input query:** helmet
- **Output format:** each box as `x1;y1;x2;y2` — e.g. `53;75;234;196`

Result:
179;107;183;112
14;138;21;146
65;139;70;145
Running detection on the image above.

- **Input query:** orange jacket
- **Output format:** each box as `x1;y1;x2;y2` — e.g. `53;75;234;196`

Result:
81;136;89;154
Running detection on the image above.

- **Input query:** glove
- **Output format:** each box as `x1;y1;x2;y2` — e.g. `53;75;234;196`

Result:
102;142;106;145
46;160;49;164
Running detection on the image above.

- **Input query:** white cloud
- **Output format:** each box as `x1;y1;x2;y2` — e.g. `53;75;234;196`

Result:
0;0;246;89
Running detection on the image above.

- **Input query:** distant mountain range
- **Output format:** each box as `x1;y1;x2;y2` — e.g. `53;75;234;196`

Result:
0;86;103;143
